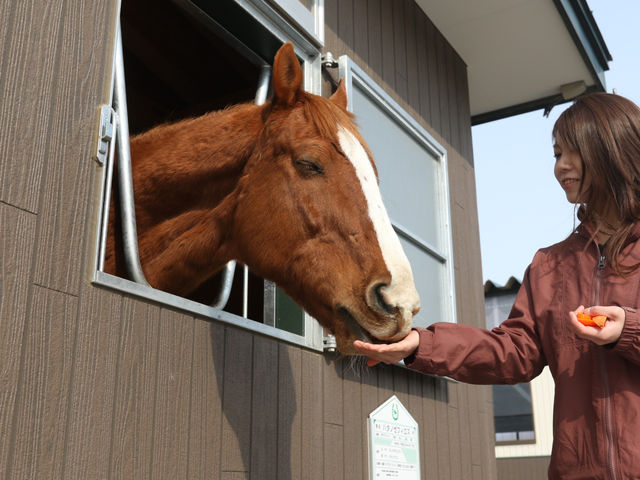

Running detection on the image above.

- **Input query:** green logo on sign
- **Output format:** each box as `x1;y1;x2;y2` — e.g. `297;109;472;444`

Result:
392;402;399;421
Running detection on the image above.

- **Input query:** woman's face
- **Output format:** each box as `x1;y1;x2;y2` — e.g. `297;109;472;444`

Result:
554;143;590;203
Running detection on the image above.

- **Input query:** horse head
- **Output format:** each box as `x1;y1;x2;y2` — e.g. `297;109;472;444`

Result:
230;43;420;353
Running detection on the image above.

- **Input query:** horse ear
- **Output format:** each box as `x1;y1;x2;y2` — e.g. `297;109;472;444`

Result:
329;79;348;110
272;42;303;106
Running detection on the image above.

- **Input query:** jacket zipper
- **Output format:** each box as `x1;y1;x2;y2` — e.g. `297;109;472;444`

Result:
593;250;620;480
593;253;605;302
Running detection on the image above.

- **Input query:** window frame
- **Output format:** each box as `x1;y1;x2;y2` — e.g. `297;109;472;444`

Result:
492;382;537;445
91;0;325;352
236;0;325;47
338;55;458;327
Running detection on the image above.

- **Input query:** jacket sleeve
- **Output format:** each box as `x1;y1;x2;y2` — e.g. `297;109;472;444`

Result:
611;307;640;365
404;266;547;385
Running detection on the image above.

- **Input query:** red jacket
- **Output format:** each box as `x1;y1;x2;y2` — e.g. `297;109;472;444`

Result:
405;224;640;479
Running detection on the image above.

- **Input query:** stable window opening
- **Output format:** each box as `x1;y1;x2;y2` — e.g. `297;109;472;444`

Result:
93;0;324;351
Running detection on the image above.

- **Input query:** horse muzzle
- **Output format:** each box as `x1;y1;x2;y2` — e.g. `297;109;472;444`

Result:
362;278;420;340
338;294;418;347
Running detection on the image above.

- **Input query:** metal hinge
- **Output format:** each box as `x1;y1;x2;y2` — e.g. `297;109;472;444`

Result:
323;333;337;353
321;52;338;69
95;104;115;165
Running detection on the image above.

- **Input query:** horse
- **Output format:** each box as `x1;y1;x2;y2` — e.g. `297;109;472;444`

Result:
105;42;420;354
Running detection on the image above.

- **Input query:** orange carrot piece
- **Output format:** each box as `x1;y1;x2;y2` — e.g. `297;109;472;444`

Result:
576;312;607;328
577;312;596;326
592;315;607;328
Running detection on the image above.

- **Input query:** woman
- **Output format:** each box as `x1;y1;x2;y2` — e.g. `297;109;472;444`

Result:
355;93;640;479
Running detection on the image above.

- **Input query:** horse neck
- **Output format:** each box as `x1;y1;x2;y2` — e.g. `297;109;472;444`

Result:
130;103;265;226
122;103;266;295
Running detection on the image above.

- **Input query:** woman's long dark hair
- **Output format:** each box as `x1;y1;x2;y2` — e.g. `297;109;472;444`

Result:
553;93;640;275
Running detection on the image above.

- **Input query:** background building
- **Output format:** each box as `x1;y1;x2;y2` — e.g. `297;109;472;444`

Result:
485;278;556;479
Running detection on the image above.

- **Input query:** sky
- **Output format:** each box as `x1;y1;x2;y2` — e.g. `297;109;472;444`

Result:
473;0;640;286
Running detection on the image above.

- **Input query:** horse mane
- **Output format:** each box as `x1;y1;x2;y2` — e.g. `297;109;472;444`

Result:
303;94;354;136
131;102;260;144
300;93;378;177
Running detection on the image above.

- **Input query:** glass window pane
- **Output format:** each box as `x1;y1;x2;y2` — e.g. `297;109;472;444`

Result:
492;383;535;442
519;431;535;441
351;85;442;250
297;0;314;12
341;57;455;327
276;287;305;336
495;432;517;443
400;238;446;327
247;0;323;45
272;0;314;14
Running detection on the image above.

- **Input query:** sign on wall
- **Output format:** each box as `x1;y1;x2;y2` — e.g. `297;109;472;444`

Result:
368;395;420;479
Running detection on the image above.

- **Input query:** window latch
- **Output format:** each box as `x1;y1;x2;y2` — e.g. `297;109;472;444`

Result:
95;104;115;165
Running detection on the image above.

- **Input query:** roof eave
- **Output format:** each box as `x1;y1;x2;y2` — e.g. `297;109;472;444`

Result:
472;0;611;125
471;84;601;125
552;0;611;91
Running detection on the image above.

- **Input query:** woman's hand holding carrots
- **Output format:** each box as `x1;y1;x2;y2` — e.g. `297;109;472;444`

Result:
568;305;626;346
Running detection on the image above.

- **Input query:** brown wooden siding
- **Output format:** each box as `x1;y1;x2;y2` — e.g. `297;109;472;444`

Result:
497;456;551;480
325;0;473;162
0;0;493;479
324;2;491;476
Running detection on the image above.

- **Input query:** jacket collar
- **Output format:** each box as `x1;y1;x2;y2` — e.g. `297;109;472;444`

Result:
576;221;640;247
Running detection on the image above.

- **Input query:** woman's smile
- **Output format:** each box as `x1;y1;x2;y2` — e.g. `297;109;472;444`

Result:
554;144;589;203
560;177;580;189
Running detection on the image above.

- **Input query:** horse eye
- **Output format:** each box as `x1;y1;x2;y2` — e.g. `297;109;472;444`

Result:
295;158;324;176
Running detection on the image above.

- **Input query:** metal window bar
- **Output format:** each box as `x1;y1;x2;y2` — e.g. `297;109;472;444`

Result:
104;21;273;311
113;27;149;286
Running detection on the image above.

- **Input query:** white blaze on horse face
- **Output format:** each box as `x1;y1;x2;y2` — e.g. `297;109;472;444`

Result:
336;126;420;331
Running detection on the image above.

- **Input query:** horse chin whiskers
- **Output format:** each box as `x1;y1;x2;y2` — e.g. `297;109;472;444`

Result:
345;355;371;378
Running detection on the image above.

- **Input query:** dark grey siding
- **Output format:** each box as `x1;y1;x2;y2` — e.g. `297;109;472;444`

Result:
325;0;473;161
0;0;493;478
325;3;494;476
497;456;551;480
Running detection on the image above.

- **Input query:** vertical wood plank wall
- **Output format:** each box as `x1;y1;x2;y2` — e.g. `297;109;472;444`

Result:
324;3;494;478
497;457;551;480
0;0;494;479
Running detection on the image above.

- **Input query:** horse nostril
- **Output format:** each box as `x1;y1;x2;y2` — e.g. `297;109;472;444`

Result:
367;281;395;315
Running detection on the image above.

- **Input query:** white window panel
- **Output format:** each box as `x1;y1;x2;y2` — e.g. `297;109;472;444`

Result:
339;56;457;327
232;0;324;48
268;0;324;46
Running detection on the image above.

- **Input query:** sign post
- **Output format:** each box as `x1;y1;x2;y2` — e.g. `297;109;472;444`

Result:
368;395;420;479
